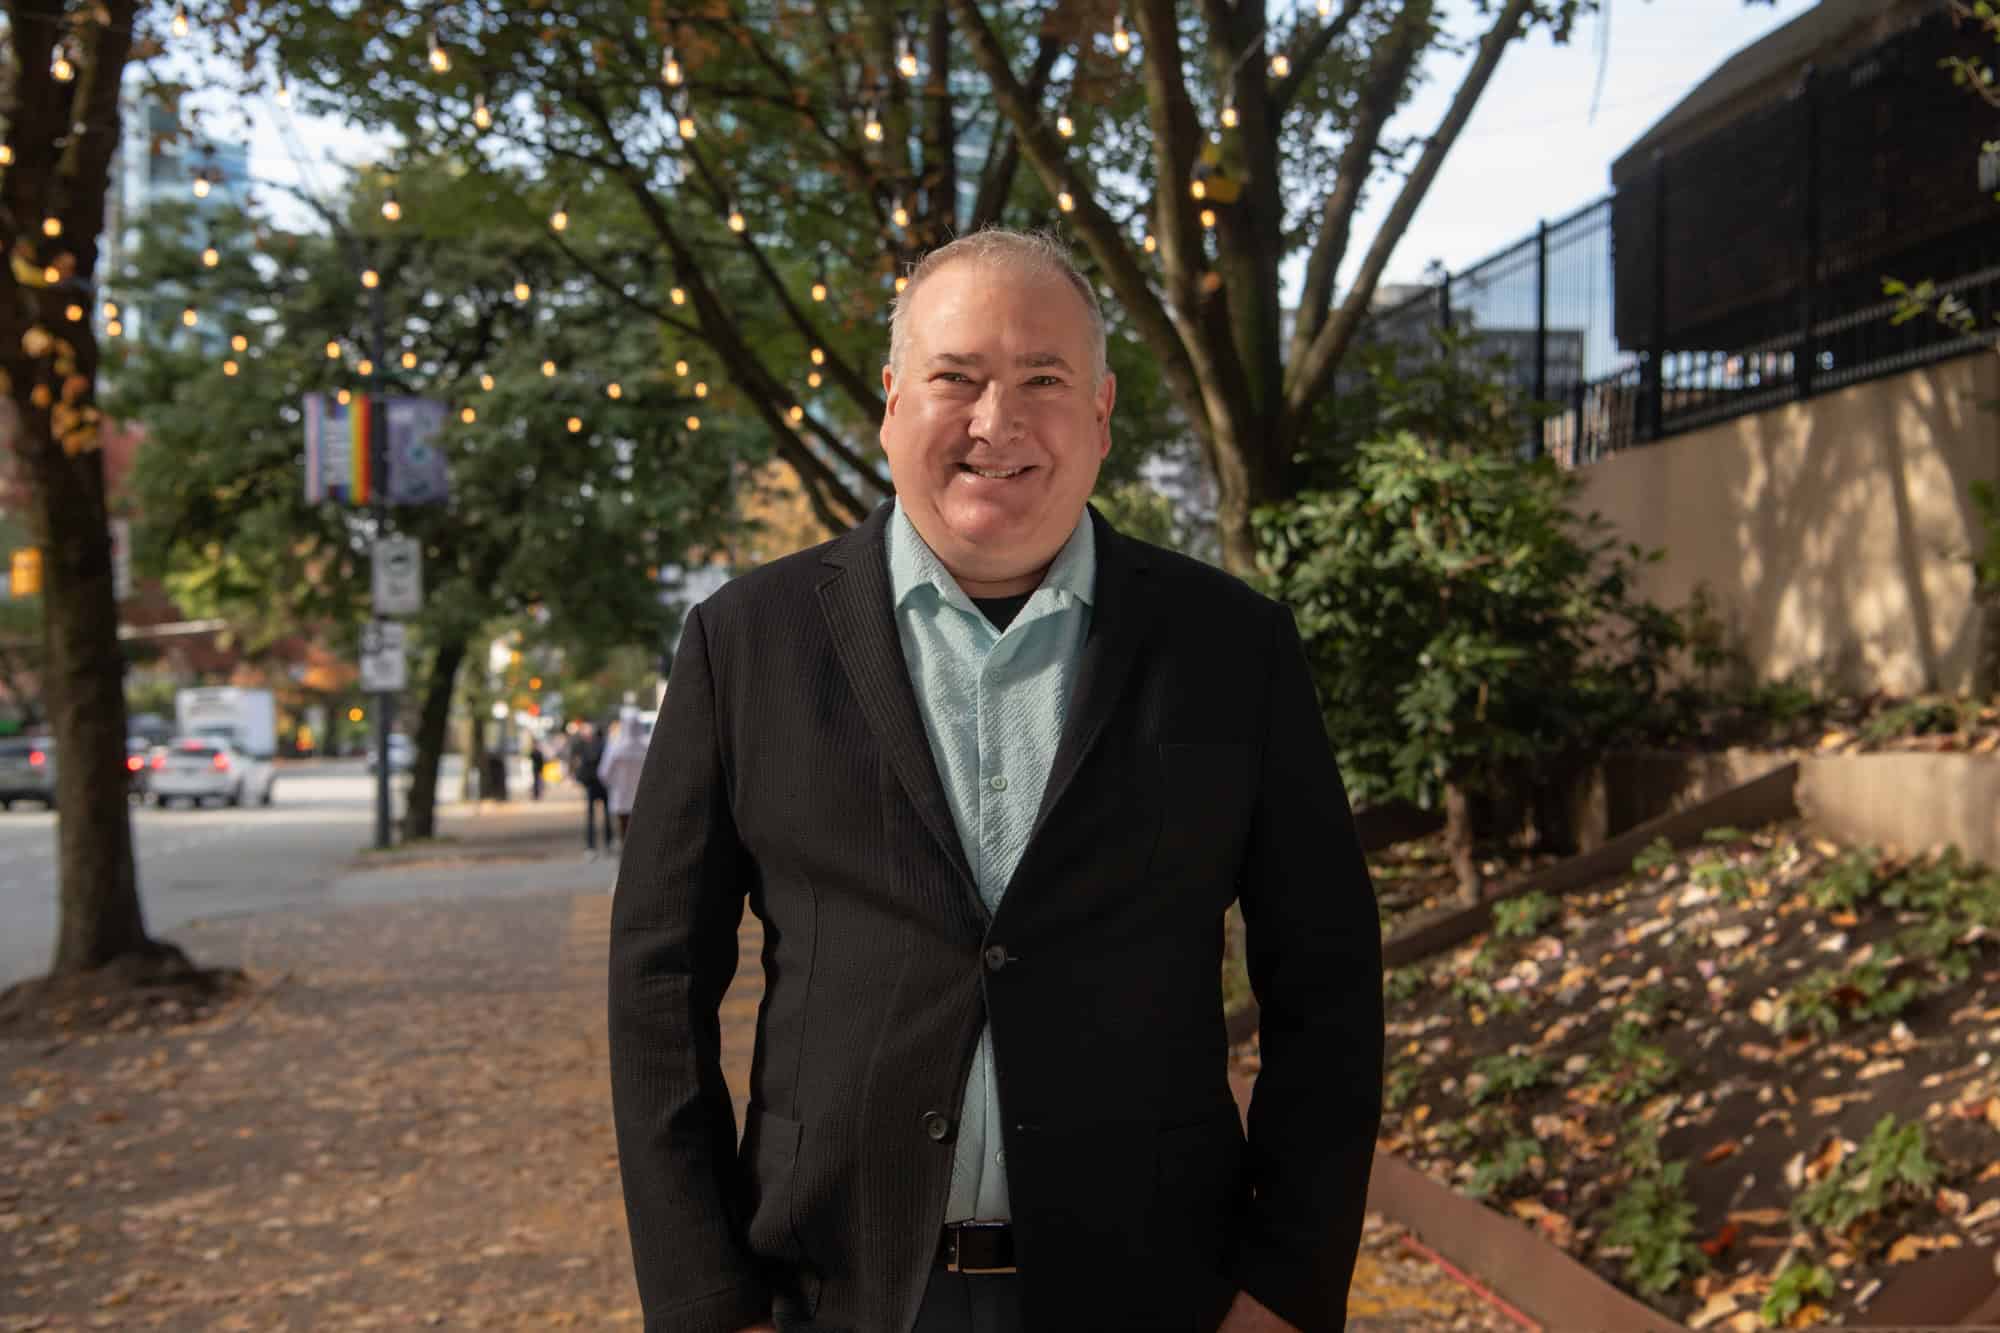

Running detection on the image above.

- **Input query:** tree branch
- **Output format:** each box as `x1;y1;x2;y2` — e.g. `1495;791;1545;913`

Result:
1285;0;1532;428
968;29;1062;232
1273;0;1369;116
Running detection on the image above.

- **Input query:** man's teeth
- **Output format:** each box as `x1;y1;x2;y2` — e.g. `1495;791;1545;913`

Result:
965;465;1026;479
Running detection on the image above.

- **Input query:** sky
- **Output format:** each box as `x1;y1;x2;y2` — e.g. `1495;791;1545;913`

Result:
195;0;1819;294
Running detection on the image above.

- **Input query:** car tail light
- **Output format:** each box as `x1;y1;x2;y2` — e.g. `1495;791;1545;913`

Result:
150;753;166;770
212;753;231;772
127;755;143;773
28;749;45;768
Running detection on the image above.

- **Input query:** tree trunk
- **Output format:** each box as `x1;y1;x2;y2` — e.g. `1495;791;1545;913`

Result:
400;632;467;841
1443;781;1483;908
1974;583;2000;700
37;445;151;973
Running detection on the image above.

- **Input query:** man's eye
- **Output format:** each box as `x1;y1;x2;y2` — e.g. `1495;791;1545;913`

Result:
934;372;972;384
1026;375;1063;387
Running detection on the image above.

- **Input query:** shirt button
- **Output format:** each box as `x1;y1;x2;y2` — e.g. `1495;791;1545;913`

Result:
988;775;1008;791
922;1111;952;1142
983;944;1009;973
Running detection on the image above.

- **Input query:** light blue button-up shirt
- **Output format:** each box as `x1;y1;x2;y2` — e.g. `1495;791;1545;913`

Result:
886;499;1096;1222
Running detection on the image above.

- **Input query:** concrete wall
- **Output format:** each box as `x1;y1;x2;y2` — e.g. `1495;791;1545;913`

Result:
1570;355;2000;694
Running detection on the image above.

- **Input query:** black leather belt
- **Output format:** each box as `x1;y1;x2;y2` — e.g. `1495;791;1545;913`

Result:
937;1221;1016;1274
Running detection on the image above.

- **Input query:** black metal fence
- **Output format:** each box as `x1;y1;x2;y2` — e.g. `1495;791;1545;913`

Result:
1357;4;2000;466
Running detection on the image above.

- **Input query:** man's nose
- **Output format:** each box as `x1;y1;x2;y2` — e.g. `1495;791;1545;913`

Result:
968;380;1023;441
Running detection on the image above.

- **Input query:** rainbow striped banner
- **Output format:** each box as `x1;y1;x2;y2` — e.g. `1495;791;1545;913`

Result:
303;392;373;504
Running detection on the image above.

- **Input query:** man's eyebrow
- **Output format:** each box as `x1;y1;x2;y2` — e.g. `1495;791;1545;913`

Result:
923;351;1075;371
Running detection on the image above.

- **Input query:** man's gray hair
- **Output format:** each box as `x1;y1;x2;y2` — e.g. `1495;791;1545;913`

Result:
887;227;1108;386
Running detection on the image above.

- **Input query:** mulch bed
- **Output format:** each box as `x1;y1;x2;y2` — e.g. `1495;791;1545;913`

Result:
1371;821;2000;1331
1372;834;1564;938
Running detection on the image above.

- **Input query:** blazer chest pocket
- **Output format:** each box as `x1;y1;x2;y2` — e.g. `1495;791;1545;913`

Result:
1152;743;1256;882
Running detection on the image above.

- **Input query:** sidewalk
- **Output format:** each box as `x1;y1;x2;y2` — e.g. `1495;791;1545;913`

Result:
1;827;1518;1330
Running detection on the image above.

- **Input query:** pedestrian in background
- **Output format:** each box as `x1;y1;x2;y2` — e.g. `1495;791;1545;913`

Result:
596;715;649;847
528;738;547;801
576;721;615;859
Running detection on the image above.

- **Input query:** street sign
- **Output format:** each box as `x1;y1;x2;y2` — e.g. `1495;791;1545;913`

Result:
372;535;423;617
359;620;408;693
110;518;132;601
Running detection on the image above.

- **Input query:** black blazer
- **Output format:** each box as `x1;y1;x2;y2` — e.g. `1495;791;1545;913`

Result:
609;503;1383;1333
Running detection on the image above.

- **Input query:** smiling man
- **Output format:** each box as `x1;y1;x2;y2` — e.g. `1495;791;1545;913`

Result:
608;229;1384;1333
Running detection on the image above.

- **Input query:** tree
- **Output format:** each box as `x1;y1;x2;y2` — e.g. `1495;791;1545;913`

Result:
0;0;168;982
246;0;1590;571
109;157;741;839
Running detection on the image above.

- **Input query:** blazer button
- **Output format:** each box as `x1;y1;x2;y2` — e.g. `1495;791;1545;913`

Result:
923;1111;952;1143
983;944;1009;973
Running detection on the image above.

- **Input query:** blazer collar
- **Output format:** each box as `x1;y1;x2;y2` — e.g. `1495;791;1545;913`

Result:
818;502;1157;915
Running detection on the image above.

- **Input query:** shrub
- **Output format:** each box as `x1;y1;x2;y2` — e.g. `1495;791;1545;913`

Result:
1761;1261;1835;1328
1792;1115;1939;1233
1492;891;1560;939
1599;1122;1707;1296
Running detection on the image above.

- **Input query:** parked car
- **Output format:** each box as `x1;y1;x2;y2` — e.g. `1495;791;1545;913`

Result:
365;734;416;774
147;736;278;808
0;736;56;810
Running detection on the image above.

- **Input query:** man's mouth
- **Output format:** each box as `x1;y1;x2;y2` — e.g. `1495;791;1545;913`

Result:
958;464;1032;480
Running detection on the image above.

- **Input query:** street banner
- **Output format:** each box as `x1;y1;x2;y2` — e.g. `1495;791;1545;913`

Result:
304;394;448;506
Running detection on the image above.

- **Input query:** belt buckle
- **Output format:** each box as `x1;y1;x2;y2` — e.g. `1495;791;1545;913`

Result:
946;1222;1016;1276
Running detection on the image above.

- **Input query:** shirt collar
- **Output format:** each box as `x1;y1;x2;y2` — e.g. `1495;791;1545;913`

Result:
887;498;1096;616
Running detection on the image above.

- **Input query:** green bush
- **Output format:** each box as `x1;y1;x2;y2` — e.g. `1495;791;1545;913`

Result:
1793;1114;1939;1233
1468;1050;1550;1105
1599;1122;1707;1296
1761;1262;1834;1327
1492;891;1560;939
1466;1135;1542;1201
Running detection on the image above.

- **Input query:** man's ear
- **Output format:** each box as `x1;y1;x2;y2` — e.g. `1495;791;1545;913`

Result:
881;364;897;413
1095;371;1117;457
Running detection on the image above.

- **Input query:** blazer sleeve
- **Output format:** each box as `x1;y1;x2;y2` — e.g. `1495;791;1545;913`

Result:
1230;600;1386;1333
607;602;771;1333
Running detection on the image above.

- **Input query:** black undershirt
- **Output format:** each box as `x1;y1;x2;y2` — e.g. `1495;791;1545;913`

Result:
971;593;1034;632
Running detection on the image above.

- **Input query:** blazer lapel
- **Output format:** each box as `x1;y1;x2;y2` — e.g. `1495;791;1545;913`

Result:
818;503;980;899
1025;508;1156;849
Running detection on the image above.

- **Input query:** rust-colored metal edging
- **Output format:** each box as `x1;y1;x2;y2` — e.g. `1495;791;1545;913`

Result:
1380;762;1801;969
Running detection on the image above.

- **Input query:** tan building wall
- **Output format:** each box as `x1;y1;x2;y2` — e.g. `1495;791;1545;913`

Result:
1569;354;1999;694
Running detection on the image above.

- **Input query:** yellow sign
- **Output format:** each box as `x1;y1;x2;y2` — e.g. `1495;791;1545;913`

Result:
9;548;41;598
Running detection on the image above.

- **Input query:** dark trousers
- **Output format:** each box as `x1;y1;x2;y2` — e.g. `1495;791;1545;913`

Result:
584;785;615;849
776;1271;1022;1333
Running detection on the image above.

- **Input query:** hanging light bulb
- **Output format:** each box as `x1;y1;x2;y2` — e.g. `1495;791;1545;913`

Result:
171;5;190;37
102;300;119;321
1190;178;1207;201
808;370;823;388
401;350;418;369
461;406;477;423
514;278;532;301
52;46;75;82
896;33;919;80
1200;207;1218;228
40;264;57;285
63;303;82;322
1221;100;1239;129
727;205;747;233
677;97;698;139
541;359;557;377
607;382;623;399
192;171;212;199
337;388;353;405
181;306;198;327
202;242;220;267
862;102;884;143
106;319;123;337
362;267;380;288
1143;232;1158;253
1056;113;1075;139
891;196;910;229
1112;14;1132;54
674;358;690;377
1058;188;1076;213
473;94;492;130
811;274;829;303
479;372;495;391
428;27;451;74
40;215;60;238
0;145;14;165
685;414;700;431
231;333;248;352
788;404;804;424
381;189;401;222
670;286;686;305
1269;52;1291;78
550;199;570;232
358;358;374;376
894;275;909;293
567;416;583;433
694;381;709;398
661;46;683;87
809;346;827;366
326;340;342;359
275;77;292;109
223;359;239;376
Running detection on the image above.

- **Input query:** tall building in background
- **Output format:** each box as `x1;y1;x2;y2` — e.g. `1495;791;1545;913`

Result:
100;93;253;350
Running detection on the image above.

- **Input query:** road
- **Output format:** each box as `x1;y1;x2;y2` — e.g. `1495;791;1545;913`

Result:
0;758;601;988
